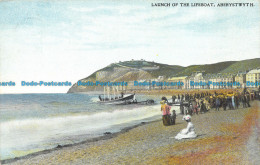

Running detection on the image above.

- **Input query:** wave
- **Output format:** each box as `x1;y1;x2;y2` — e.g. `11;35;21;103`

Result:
1;104;161;159
90;97;99;103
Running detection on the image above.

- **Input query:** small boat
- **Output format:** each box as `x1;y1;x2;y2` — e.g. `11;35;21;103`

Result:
98;86;135;105
98;93;135;105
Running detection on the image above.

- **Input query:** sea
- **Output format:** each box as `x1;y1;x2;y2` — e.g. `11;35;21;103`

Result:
0;93;163;160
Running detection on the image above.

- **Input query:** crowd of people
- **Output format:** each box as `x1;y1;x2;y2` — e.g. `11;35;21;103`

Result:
160;88;260;126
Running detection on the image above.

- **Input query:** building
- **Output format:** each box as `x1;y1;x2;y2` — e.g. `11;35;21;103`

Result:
168;76;187;89
246;69;260;87
234;72;247;88
186;72;206;89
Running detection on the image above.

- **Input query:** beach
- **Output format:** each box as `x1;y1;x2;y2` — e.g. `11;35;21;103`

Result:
3;101;260;165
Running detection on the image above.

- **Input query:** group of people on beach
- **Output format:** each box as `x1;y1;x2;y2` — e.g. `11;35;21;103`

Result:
160;99;176;126
162;88;259;118
160;88;260;139
160;100;197;140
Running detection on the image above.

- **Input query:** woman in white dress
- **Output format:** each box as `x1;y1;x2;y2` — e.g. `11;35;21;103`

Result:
175;115;197;140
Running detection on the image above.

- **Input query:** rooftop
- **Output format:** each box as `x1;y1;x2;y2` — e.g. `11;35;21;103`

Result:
247;69;260;74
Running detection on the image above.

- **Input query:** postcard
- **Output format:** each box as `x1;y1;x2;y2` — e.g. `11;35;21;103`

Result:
0;0;259;164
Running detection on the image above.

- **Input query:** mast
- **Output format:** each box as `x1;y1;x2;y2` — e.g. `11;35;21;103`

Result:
116;86;119;98
103;86;105;100
107;86;110;100
113;86;116;99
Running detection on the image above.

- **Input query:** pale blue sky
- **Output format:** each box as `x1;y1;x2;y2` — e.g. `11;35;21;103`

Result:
0;0;259;93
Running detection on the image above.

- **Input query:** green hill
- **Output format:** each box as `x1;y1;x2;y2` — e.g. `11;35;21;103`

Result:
220;59;260;73
67;58;260;93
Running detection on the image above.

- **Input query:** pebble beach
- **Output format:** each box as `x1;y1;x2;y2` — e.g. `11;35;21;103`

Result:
3;101;260;165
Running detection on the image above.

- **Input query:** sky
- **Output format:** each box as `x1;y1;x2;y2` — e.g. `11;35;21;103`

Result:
0;0;259;93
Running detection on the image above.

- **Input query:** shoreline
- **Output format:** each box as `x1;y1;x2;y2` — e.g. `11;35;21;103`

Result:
1;119;160;164
3;101;260;164
67;88;248;95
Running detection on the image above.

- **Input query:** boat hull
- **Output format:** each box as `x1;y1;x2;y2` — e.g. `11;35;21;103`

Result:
99;94;135;105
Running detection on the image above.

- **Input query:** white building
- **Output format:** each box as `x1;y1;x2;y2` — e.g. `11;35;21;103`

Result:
246;69;260;87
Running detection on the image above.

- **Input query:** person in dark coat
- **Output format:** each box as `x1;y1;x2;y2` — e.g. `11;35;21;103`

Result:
246;93;251;107
180;101;184;115
172;95;176;104
242;94;247;108
215;97;221;111
181;94;184;101
222;97;227;110
171;110;177;125
200;100;207;113
235;95;239;109
227;96;233;110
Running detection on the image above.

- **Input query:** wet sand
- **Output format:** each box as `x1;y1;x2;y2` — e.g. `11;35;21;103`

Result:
3;101;260;165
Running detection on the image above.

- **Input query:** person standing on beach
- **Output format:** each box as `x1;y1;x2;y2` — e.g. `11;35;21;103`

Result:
235;95;239;109
172;95;176;104
200;99;207;113
215;97;220;111
246;93;251;107
222;97;227;110
209;96;214;109
181;94;184;101
160;100;171;126
171;110;177;125
227;94;233;110
191;99;198;115
232;94;236;109
242;94;247;108
180;101;184;115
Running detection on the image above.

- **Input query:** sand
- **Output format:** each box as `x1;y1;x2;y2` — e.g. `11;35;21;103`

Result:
3;101;260;165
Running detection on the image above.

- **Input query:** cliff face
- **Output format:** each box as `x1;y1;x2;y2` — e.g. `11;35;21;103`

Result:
67;59;260;93
67;69;153;93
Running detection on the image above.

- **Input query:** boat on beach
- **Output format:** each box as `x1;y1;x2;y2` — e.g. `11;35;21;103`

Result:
98;86;155;105
98;86;136;105
98;93;136;105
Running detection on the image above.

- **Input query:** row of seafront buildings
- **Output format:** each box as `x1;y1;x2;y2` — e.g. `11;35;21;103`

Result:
127;69;260;91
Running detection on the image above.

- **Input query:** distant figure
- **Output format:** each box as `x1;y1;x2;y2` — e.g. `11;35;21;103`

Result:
235;95;239;109
200;100;207;113
215;97;220;111
181;94;184;101
180;101;184;115
242;95;247;108
172;95;176;104
222;97;227;110
171;110;177;125
227;96;233;110
191;99;198;115
232;95;235;109
161;96;168;103
98;95;102;101
246;93;251;107
175;115;197;140
160;100;171;126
